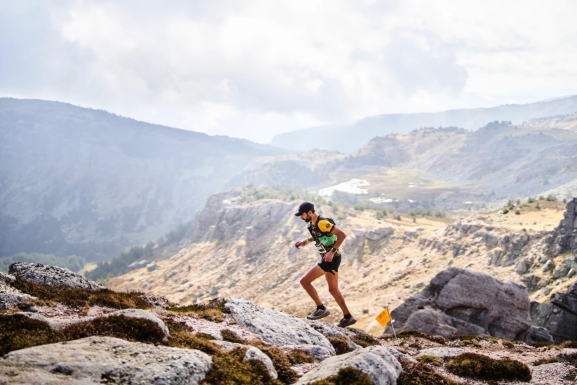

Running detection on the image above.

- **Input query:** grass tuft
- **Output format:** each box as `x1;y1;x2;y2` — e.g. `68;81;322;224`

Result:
221;329;244;344
416;355;443;366
347;328;380;348
201;347;283;385
446;353;531;382
0;314;166;356
287;349;315;365
168;298;230;323
394;330;446;345
309;367;373;385
12;278;150;309
327;336;353;355
164;319;222;355
398;360;464;385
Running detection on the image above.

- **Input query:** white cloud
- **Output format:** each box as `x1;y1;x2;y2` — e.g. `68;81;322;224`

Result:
1;0;576;142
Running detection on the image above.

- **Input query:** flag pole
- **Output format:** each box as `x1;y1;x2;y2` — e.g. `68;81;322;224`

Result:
390;319;398;340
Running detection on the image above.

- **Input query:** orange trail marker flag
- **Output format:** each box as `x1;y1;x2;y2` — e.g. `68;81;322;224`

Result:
376;308;397;339
376;308;392;327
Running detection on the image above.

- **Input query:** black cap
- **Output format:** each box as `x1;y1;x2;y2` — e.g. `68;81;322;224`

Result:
295;201;315;216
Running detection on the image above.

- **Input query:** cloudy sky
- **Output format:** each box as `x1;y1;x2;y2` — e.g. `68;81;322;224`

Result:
1;0;576;143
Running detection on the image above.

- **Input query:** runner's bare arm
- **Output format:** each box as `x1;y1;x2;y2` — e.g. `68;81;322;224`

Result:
330;226;346;249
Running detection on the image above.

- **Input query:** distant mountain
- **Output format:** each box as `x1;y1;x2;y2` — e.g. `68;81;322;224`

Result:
270;95;577;152
0;98;283;261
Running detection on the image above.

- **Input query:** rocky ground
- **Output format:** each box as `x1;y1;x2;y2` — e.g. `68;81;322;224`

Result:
2;262;577;384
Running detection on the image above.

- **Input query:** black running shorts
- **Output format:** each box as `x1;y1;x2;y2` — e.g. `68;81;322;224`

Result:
318;253;341;275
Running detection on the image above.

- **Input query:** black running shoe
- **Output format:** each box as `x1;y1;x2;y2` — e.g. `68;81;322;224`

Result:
337;316;357;328
306;308;330;320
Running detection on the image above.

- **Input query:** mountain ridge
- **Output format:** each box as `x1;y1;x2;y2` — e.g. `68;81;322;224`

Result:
270;95;577;152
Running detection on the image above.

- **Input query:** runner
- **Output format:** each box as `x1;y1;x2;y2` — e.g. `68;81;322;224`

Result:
294;201;357;327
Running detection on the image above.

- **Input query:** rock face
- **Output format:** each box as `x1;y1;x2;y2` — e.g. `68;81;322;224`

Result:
387;268;551;343
547;198;577;256
9;262;105;290
0;272;35;309
0;336;212;385
531;282;577;343
225;298;335;355
295;346;402;385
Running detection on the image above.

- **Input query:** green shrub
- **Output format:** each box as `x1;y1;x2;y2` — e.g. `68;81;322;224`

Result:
309;367;373;385
327;336;354;355
536;203;541;210
446;353;531;382
527;197;535;203
12;278;150;309
503;209;509;215
515;209;521;215
433;210;446;218
546;194;557;202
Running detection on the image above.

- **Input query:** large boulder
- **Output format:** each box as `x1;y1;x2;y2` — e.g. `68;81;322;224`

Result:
8;262;105;290
0;272;35;310
531;282;577;343
295;346;402;385
0;336;212;385
387;268;551;342
225;298;335;355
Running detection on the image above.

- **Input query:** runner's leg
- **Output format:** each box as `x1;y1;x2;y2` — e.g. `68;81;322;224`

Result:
300;265;326;306
325;272;350;315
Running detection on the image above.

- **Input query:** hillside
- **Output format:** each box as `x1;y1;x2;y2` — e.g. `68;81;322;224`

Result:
108;188;576;337
0;98;283;260
270;95;577;152
243;122;577;213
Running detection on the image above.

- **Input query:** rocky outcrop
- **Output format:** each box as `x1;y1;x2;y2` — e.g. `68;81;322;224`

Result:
295;346;402;385
531;282;577;343
9;262;105;290
225;298;335;354
192;190;293;243
386;268;553;343
0;272;35;309
365;227;394;241
0;336;212;385
546;198;577;256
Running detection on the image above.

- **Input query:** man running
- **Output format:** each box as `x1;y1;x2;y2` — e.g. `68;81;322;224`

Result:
294;201;356;327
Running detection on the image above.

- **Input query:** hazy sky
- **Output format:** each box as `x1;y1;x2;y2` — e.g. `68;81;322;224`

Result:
2;1;576;143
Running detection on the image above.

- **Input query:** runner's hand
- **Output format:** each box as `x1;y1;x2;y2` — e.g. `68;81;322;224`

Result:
295;240;304;249
324;251;334;263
